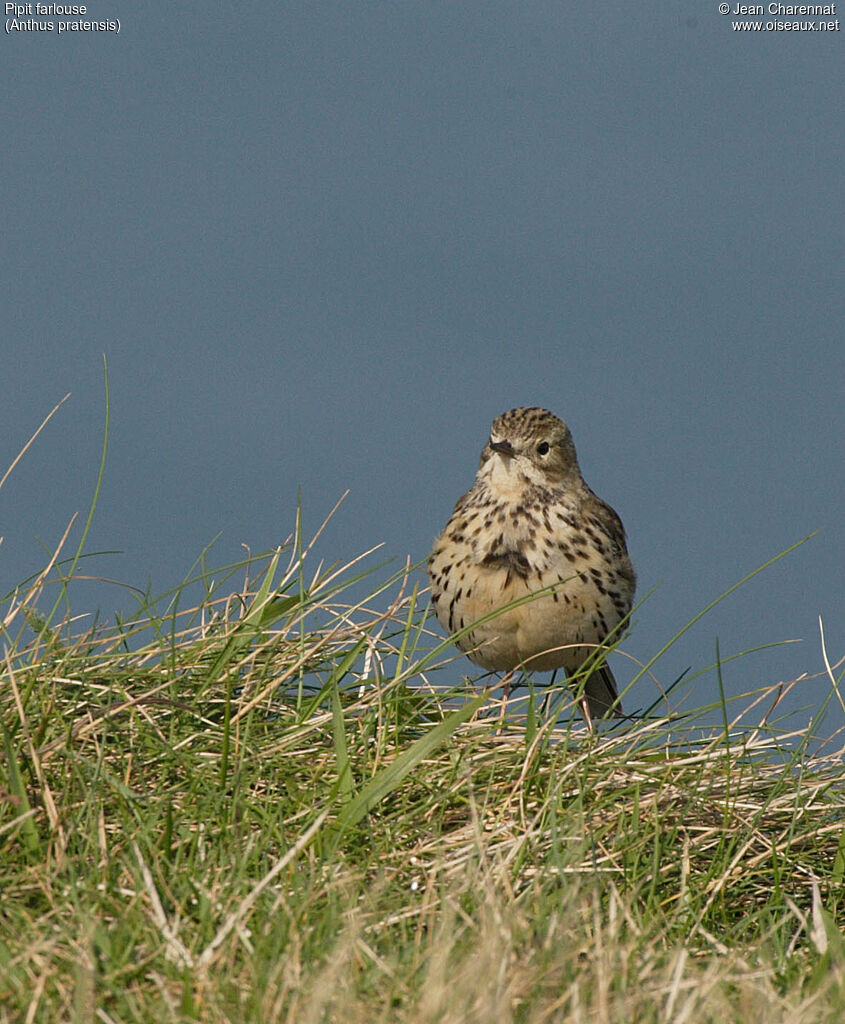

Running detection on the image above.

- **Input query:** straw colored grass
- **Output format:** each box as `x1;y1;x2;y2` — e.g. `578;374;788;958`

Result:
2;522;844;1023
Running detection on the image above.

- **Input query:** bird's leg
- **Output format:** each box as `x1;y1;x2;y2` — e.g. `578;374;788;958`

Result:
540;668;558;718
579;694;595;733
496;669;514;728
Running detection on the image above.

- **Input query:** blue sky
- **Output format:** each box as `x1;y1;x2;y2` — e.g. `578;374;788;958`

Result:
2;2;842;733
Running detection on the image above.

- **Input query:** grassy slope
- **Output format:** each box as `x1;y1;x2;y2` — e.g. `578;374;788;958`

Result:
2;532;844;1024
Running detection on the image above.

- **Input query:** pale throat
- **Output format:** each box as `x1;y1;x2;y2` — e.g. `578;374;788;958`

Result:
483;453;545;500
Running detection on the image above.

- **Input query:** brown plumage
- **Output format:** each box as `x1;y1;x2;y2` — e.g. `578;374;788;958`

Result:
427;407;635;724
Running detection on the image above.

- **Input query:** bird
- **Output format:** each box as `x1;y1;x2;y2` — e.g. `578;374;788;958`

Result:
427;406;636;724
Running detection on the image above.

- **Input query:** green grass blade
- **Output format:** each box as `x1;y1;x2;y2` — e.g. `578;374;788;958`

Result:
331;689;489;841
328;637;369;803
1;722;41;857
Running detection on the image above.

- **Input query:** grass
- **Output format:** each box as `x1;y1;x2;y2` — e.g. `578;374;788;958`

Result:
2;387;844;1022
2;522;844;1024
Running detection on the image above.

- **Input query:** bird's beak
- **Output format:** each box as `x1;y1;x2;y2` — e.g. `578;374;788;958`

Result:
490;439;515;456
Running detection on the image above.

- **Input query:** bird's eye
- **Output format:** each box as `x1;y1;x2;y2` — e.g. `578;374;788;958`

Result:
536;441;550;456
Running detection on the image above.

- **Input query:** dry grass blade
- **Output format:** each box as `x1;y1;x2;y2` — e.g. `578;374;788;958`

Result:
0;393;70;496
196;809;329;971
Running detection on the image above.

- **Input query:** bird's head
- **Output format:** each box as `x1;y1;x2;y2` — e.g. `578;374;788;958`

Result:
479;406;580;492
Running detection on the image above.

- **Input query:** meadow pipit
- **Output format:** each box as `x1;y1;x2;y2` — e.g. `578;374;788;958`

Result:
428;407;636;723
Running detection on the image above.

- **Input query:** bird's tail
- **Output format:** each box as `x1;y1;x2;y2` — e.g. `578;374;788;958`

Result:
582;663;624;720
